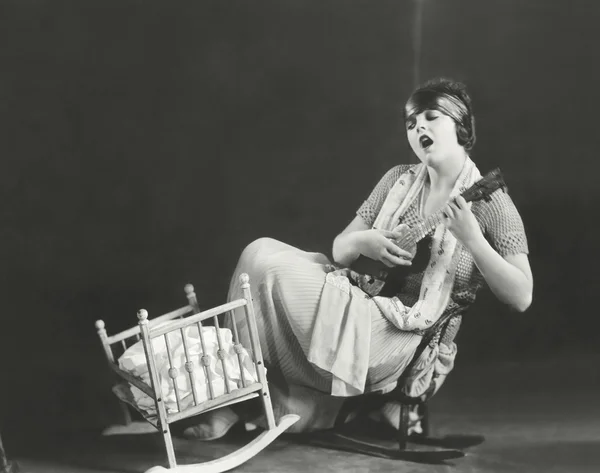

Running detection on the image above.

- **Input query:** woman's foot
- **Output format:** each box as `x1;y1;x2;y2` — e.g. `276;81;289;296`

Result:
183;407;240;441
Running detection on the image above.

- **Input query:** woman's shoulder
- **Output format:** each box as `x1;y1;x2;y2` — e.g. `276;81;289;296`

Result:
471;188;529;255
358;164;419;224
471;188;519;220
378;163;419;183
387;163;419;176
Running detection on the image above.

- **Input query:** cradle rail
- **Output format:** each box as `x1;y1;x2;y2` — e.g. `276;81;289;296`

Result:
96;274;298;471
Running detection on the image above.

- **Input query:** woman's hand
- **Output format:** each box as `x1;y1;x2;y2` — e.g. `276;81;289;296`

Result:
442;196;483;248
355;228;413;268
442;195;533;312
332;215;413;268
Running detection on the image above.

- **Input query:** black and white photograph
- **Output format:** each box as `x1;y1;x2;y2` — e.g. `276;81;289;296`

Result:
0;1;598;472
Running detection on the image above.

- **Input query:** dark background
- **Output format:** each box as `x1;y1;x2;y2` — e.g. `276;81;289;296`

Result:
1;0;598;439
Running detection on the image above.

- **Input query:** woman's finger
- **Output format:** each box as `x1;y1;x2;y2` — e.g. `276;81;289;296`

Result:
382;252;412;267
383;240;413;259
391;223;409;234
379;229;403;242
378;229;395;239
449;199;461;211
455;196;468;209
380;257;396;268
442;204;454;219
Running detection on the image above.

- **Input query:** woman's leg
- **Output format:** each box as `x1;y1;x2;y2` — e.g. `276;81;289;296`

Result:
227;237;334;388
186;238;340;438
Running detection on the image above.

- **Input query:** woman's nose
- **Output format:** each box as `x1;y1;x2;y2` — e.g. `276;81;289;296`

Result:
414;116;426;130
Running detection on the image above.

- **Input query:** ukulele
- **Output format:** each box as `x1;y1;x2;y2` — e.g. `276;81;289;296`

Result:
350;168;507;296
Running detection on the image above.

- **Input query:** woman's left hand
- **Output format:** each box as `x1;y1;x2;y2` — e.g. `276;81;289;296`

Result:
442;196;482;247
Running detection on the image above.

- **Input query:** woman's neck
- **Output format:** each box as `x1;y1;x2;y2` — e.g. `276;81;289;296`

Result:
426;152;468;192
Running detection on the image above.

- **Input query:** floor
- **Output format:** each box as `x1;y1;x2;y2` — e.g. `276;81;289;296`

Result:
5;354;600;473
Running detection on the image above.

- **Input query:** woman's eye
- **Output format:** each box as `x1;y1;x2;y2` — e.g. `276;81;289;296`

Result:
406;121;415;130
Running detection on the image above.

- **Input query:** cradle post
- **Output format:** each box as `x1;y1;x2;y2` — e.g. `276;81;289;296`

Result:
96;320;132;425
95;320;115;363
184;284;200;313
138;309;177;468
240;273;276;430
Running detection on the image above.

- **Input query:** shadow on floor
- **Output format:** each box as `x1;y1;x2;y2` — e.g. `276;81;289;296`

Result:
5;354;600;473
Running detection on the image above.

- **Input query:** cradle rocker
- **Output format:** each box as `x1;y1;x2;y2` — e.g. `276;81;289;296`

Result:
96;274;299;472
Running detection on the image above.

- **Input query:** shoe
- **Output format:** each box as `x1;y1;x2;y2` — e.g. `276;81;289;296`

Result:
183;407;240;441
378;402;423;435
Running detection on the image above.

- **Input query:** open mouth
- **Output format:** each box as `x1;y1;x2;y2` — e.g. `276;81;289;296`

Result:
419;135;433;150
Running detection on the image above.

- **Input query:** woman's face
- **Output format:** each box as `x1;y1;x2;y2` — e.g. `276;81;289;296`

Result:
405;109;464;167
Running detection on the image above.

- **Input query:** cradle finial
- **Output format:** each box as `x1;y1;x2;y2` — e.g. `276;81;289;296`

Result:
240;273;250;287
184;284;195;295
95;319;105;330
137;309;149;322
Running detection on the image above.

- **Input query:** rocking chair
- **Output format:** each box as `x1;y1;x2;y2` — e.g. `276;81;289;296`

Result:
95;274;299;473
299;305;483;464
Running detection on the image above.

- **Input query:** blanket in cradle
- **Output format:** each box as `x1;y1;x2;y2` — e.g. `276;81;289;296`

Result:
118;324;258;416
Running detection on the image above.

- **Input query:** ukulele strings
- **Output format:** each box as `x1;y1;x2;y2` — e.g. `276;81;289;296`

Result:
391;173;499;251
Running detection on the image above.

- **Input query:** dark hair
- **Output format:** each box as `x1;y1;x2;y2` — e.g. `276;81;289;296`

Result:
404;77;476;151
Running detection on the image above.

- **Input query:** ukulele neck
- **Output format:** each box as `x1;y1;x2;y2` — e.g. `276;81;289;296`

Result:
395;210;446;248
392;167;504;250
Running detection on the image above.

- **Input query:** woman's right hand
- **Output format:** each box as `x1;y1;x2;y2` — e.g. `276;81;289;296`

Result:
355;229;413;268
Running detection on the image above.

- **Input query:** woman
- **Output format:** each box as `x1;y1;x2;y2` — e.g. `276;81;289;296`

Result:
185;77;533;439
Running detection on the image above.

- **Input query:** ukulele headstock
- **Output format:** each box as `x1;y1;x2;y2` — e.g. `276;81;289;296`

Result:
462;168;507;203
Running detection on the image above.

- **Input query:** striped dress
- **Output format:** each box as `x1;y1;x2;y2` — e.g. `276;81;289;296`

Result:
226;164;529;432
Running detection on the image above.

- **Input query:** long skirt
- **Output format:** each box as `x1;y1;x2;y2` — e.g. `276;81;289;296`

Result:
226;238;429;433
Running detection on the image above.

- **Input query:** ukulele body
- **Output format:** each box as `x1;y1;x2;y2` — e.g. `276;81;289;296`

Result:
350;225;432;296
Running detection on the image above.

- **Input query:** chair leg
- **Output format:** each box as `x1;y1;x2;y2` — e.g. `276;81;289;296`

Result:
397;403;410;450
119;400;133;425
419;402;430;437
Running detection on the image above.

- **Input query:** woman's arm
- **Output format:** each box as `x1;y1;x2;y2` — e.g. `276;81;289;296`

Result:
332;215;412;268
463;235;532;312
332;216;370;266
444;196;533;312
